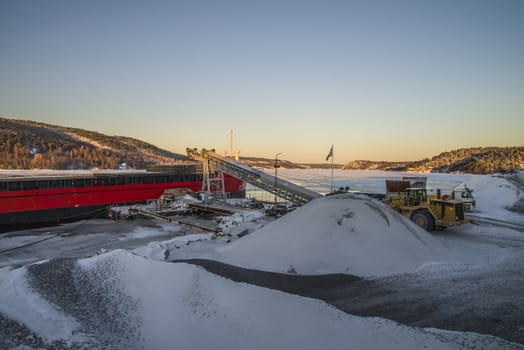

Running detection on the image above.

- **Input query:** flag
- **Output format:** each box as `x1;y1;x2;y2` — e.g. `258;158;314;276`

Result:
325;145;333;161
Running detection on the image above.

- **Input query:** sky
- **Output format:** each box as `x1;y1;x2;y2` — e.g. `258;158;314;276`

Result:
0;0;523;163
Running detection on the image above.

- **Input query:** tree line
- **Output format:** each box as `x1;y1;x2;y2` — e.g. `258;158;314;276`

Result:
2;117;522;174
343;147;523;174
0;117;186;169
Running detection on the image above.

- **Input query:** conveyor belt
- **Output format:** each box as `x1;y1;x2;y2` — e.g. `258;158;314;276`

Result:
187;148;321;205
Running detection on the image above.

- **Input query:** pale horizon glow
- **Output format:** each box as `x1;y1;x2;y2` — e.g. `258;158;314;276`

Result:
1;0;523;163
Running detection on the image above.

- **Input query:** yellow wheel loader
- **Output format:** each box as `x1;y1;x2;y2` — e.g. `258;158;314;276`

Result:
384;184;467;231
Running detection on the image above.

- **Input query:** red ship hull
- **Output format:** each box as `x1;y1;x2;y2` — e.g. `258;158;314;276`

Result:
0;171;245;231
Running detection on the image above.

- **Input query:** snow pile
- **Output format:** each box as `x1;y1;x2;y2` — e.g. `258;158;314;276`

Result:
226;198;256;207
217;210;266;234
123;225;183;240
463;175;520;218
0;250;514;349
133;233;213;261
212;194;456;277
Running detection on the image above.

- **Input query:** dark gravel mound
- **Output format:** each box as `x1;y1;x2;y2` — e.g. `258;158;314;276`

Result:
176;258;524;347
174;258;362;297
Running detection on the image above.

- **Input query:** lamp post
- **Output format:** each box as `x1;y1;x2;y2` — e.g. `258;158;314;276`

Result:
274;153;282;204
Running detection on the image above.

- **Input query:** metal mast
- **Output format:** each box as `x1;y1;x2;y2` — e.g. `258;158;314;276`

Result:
229;130;233;158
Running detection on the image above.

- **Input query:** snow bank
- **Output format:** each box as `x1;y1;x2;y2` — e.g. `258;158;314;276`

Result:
463;175;520;218
78;250;508;349
212;194;455;277
133;233;212;260
217;210;266;234
123;225;183;240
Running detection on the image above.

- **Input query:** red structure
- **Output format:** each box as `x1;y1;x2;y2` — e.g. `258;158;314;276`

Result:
0;167;245;231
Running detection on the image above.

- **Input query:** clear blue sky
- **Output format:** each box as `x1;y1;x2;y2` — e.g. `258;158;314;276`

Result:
1;0;523;163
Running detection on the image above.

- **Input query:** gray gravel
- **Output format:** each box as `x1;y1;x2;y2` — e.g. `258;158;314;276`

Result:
175;258;524;348
1;254;522;349
0;257;142;350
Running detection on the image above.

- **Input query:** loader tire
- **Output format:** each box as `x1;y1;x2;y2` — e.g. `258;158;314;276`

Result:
410;211;434;231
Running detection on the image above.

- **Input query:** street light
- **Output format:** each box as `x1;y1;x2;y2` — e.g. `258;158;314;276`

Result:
274;153;282;204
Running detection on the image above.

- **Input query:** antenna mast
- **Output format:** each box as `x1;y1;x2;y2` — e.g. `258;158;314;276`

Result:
229;130;233;157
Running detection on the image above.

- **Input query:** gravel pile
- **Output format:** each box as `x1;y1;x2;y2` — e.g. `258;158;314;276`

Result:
177;258;524;347
0;257;142;350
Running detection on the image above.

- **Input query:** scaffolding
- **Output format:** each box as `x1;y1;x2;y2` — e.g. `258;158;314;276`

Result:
201;157;227;203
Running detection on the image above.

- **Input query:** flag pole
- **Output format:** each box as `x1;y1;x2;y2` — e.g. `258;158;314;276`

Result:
330;145;334;193
326;145;334;193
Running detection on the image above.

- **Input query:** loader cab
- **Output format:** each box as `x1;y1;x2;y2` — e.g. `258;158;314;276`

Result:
454;186;473;200
404;188;427;206
452;185;476;212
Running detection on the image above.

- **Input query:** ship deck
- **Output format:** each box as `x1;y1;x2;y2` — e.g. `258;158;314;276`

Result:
0;169;150;181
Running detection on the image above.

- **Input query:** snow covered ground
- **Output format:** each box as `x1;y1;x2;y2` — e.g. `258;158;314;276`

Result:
1;250;520;350
198;170;524;277
0;170;523;349
274;169;523;219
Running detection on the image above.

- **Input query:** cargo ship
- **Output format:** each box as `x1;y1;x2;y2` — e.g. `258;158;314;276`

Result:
0;164;245;232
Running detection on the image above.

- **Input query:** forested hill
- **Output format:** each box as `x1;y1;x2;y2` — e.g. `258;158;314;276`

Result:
0;117;189;169
2;117;522;174
342;147;524;174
